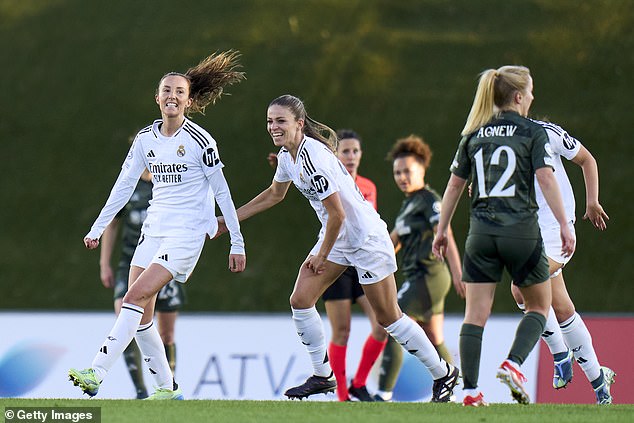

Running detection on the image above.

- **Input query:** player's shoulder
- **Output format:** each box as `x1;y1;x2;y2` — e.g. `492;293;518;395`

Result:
133;123;157;142
531;119;581;154
355;174;376;189
181;118;217;150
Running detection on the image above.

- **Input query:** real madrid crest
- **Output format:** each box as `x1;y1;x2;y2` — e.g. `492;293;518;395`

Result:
299;171;305;183
177;144;186;157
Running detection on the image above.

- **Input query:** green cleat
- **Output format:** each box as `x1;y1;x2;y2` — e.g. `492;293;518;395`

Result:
146;387;184;400
68;368;101;397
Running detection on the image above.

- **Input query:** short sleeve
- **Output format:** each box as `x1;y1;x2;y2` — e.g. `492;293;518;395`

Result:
532;126;555;170
450;135;471;179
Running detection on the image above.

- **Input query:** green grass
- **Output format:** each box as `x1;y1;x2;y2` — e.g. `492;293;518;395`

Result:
1;399;633;423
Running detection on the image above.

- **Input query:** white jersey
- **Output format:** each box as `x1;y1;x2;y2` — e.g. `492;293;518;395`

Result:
274;136;387;249
87;118;244;254
532;120;581;230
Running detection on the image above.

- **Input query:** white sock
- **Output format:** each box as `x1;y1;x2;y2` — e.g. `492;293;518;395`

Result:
92;303;144;381
541;306;568;355
291;307;331;377
560;312;601;382
135;321;174;390
384;314;446;379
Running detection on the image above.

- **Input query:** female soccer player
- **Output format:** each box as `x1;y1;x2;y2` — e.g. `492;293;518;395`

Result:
218;94;459;402
432;65;574;406
69;50;247;400
510;120;614;404
375;135;464;402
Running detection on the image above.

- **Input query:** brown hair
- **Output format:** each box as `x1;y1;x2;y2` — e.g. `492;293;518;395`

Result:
386;134;432;168
158;50;245;115
268;94;338;152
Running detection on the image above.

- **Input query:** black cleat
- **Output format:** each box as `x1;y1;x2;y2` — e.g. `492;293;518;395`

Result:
284;374;336;400
431;363;460;403
348;384;374;402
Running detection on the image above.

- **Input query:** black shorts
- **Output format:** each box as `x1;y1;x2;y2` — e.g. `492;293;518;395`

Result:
322;266;365;302
114;265;186;312
462;233;549;287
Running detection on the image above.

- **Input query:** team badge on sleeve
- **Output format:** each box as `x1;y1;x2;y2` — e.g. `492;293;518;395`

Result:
202;147;220;167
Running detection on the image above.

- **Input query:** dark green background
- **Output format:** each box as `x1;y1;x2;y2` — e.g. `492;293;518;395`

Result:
1;0;632;313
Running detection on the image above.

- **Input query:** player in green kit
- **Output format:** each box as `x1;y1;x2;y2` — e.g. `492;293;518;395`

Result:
432;65;575;406
375;135;464;402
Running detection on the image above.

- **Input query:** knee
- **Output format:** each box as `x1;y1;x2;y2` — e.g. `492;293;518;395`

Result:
330;325;351;345
160;330;174;345
289;293;314;310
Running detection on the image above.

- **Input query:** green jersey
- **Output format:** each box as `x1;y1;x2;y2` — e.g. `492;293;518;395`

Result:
394;186;446;280
450;111;553;238
116;178;152;267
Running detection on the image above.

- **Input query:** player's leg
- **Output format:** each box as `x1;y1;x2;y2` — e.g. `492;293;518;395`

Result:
362;275;458;403
421;269;453;364
284;257;347;399
324;297;353;401
511;279;571;389
551;270;613;402
155;279;185;374
350;293;387;401
460;233;501;405
114;272;148;399
156;310;178;373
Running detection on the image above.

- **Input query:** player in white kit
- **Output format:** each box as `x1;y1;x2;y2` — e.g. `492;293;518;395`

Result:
216;94;459;401
69;51;247;400
511;120;615;404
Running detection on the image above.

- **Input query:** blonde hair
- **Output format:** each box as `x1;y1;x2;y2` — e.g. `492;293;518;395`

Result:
269;95;338;152
461;65;531;136
158;50;245;116
386;134;432;168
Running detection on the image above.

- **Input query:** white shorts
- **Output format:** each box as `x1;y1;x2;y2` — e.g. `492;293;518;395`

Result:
310;231;398;285
131;234;206;282
541;221;576;266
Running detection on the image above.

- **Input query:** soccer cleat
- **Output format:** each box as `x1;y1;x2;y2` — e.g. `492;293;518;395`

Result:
463;392;488;407
553;350;574;389
594;366;616;405
372;394;387;402
284;374;336;400
496;360;530;404
348;384;374;402
68;368;101;397
145;387;184;400
431;363;460;403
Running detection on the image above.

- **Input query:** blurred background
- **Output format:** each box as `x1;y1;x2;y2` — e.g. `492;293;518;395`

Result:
1;0;632;314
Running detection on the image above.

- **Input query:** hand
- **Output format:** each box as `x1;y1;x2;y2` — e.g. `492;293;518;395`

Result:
100;264;114;288
452;277;466;299
432;233;447;261
267;153;278;169
211;216;228;239
560;225;576;258
583;202;609;231
228;253;246;272
84;237;99;249
305;254;326;274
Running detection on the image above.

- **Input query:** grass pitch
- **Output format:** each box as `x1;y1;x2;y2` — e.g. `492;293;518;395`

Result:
1;399;633;423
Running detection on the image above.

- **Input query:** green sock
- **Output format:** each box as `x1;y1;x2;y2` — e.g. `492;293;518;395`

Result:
165;343;177;373
434;342;453;365
460;323;484;390
508;311;546;365
123;340;147;397
377;336;403;391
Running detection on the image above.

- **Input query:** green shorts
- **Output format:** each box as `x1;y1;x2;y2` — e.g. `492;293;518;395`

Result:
462;233;549;287
114;265;186;312
396;265;451;323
